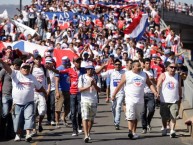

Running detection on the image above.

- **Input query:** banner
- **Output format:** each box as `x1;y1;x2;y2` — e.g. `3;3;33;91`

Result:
45;12;98;29
45;11;98;23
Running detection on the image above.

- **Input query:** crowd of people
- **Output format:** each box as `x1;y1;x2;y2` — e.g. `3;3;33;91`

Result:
0;0;190;143
163;0;193;16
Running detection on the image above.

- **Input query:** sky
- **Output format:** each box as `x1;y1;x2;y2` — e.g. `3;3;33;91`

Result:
0;0;192;5
0;0;32;5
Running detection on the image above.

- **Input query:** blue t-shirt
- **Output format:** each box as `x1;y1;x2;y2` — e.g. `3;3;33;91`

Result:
55;65;70;91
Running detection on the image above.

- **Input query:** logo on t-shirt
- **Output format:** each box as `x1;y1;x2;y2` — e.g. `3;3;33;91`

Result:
166;81;175;90
132;77;143;87
113;79;121;87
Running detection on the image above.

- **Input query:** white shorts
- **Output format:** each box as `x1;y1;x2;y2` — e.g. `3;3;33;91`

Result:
125;102;144;120
34;93;47;116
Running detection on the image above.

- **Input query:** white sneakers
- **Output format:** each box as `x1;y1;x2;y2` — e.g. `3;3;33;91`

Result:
51;121;56;126
14;134;21;142
170;130;176;138
133;133;140;139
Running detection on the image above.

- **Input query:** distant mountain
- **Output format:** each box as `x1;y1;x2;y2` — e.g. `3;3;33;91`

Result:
0;4;21;18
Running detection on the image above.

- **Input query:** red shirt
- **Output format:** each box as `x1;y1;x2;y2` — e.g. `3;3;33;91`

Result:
95;19;103;28
60;67;85;94
151;64;165;80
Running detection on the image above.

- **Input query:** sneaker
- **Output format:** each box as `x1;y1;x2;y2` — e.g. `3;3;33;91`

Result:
64;122;70;127
25;134;32;142
170;130;176;138
51;121;56;126
55;125;60;129
38;125;43;132
128;130;133;139
147;125;152;132
30;131;37;137
141;129;147;134
78;129;83;134
115;124;120;130
161;126;164;131
84;137;89;143
162;128;167;136
72;131;78;136
133;133;140;139
88;135;92;141
14;134;21;141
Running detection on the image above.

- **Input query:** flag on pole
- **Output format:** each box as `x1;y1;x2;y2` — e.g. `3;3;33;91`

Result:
0;10;8;19
124;13;148;41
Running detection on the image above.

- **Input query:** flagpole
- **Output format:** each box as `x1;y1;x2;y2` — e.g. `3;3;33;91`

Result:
20;0;22;14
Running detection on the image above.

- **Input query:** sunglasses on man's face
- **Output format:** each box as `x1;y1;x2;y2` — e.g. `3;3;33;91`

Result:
169;66;177;69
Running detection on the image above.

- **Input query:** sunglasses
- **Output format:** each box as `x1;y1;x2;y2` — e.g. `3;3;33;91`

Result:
169;66;177;69
115;63;121;66
22;66;30;69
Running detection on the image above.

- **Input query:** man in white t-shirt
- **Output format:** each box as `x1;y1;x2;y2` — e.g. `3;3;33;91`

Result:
112;60;158;139
78;65;101;143
101;59;125;130
0;59;47;142
31;54;51;134
141;58;157;134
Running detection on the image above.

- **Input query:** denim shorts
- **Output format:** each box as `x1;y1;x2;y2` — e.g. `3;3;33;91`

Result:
81;102;97;121
2;96;12;118
12;101;35;132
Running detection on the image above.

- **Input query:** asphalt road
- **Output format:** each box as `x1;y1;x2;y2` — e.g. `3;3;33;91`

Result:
1;93;193;145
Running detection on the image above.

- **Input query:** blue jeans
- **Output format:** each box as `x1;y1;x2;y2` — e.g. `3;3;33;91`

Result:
111;95;124;125
2;96;12;118
141;93;155;129
47;90;55;122
70;94;82;132
12;101;35;132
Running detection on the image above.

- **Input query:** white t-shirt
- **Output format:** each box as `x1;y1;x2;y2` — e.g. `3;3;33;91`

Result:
101;69;125;98
125;70;147;104
48;69;55;91
11;70;42;105
32;67;49;91
143;69;157;94
78;74;101;103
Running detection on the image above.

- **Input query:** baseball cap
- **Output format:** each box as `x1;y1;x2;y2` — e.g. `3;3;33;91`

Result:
48;47;54;52
152;54;157;58
109;53;114;57
164;49;171;55
44;51;51;57
21;63;30;68
45;57;53;63
176;59;183;64
62;56;70;64
85;65;94;69
34;53;42;59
